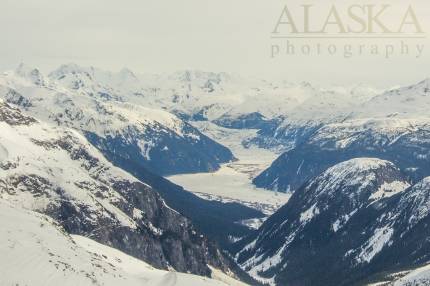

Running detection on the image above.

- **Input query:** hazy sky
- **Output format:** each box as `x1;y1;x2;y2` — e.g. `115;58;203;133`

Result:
1;0;429;87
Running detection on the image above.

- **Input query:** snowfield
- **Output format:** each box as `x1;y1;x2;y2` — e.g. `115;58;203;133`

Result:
393;263;430;286
169;165;290;215
0;200;246;286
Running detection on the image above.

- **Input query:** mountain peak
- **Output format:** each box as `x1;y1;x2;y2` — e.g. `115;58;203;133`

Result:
49;63;86;77
307;158;407;202
397;77;430;92
15;63;45;86
326;158;393;174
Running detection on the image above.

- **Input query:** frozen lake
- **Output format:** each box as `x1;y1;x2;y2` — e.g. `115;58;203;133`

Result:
169;122;290;215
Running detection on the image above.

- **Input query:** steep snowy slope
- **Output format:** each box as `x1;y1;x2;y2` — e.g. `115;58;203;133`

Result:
380;263;430;285
0;65;234;176
0;99;233;276
0;200;246;286
337;176;430;285
237;158;430;286
354;78;430;119
235;158;409;285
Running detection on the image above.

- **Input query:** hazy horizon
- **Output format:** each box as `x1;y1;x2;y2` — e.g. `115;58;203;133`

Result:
6;61;428;91
1;0;429;88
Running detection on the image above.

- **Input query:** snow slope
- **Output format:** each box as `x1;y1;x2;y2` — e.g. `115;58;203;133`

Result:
354;78;430;119
0;200;245;286
234;158;410;286
392;263;430;286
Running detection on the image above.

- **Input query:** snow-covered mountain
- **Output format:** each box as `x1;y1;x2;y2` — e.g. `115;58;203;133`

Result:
6;63;385;158
0;99;236;277
254;79;430;192
0;199;247;286
236;158;409;285
0;64;234;176
247;83;381;151
354;78;430;119
44;63;381;140
233;158;430;285
254;117;430;192
3;62;430;286
1;65;269;253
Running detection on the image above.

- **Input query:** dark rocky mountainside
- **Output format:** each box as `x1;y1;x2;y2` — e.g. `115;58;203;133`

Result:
254;119;430;193
234;158;430;285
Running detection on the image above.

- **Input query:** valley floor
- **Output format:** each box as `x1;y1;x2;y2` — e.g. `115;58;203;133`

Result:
169;122;291;217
